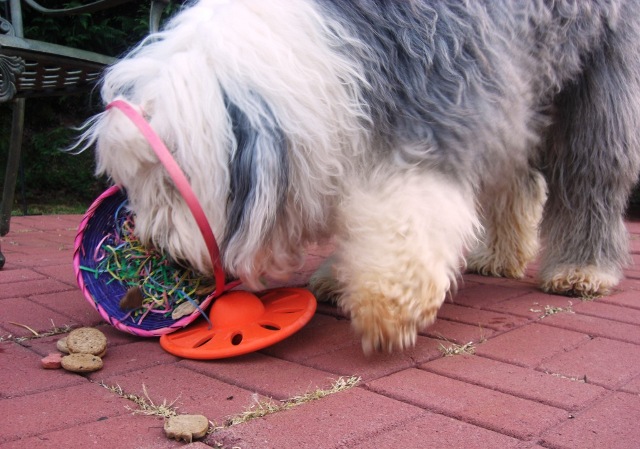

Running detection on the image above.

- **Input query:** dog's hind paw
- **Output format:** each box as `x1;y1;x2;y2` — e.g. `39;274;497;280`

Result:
309;257;341;303
539;265;619;298
466;247;528;279
466;228;539;279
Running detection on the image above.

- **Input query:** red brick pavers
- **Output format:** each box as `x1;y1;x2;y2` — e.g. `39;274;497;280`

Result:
1;214;640;448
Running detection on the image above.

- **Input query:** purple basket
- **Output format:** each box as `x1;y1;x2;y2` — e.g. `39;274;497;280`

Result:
73;186;217;336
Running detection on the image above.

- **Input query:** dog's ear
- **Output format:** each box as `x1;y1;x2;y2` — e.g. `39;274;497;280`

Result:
223;93;289;273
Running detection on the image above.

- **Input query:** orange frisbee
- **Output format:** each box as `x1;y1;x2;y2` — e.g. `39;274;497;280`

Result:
159;288;316;359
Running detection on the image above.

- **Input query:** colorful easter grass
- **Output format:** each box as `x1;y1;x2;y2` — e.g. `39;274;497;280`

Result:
79;199;214;326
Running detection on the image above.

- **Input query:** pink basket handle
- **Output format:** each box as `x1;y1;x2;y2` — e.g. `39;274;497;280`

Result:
106;100;227;293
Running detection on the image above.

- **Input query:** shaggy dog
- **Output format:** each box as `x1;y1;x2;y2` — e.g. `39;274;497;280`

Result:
76;0;640;353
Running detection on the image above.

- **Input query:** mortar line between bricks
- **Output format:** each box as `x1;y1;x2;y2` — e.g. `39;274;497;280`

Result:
0;365;85;401
6;260;77;270
526;333;640;392
361;380;555;442
204;376;363;438
533;389;630;448
0;320;77;342
430;314;535;336
0;387;129;445
536;367;640;393
450;288;538;308
455;319;536;343
0;249;28;260
281;337;448;383
314;305;536;357
268;345;350;364
535;319;640;346
328;411;428;449
0;335;147;403
31;267;80;288
176;360;342;402
425;298;542;343
535;438;560;449
36;238;75;249
530;364;623;393
446;291;575;327
471;334;595;371
91;359;184;384
535;329;596;364
16;293;86;324
0;227;41;234
534;366;634;392
572;307;640;327
417;359;607;413
619;372;640;394
1;283;79;302
280;355;408;384
427;315;539;350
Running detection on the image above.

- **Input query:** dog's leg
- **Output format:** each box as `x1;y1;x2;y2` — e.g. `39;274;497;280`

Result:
467;168;546;279
539;28;640;297
309;255;341;303
334;170;478;353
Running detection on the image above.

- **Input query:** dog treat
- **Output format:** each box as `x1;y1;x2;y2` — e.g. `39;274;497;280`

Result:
56;337;70;354
80;205;213;325
61;353;104;373
66;327;108;357
41;352;63;369
171;301;197;319
164;414;209;443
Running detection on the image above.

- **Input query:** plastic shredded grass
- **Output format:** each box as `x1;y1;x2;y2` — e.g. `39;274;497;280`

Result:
80;202;214;325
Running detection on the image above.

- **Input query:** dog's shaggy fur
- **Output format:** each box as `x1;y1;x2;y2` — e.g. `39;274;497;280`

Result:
76;0;640;353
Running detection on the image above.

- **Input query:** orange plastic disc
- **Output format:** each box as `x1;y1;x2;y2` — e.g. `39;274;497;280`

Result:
159;288;316;359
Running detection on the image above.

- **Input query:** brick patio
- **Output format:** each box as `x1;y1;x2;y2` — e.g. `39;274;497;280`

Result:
1;213;639;448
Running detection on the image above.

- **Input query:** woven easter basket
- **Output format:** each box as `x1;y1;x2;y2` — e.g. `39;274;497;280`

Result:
73;185;219;336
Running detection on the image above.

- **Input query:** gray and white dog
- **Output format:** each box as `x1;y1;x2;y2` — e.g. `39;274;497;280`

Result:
78;0;640;353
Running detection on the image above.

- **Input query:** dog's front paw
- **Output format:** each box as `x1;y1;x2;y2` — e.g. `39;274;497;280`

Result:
540;265;619;297
355;302;439;354
340;285;441;354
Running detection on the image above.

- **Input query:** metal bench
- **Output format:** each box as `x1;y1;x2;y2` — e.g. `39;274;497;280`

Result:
0;0;170;268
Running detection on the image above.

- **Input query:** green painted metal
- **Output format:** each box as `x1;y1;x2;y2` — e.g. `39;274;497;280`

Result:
0;0;170;268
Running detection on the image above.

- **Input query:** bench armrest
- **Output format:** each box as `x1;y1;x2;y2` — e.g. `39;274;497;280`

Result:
0;0;172;100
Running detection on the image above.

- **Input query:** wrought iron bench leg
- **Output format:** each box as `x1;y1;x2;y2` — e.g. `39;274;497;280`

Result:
1;97;26;269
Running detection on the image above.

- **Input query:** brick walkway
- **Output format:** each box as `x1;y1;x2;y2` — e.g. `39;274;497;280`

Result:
1;214;639;448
